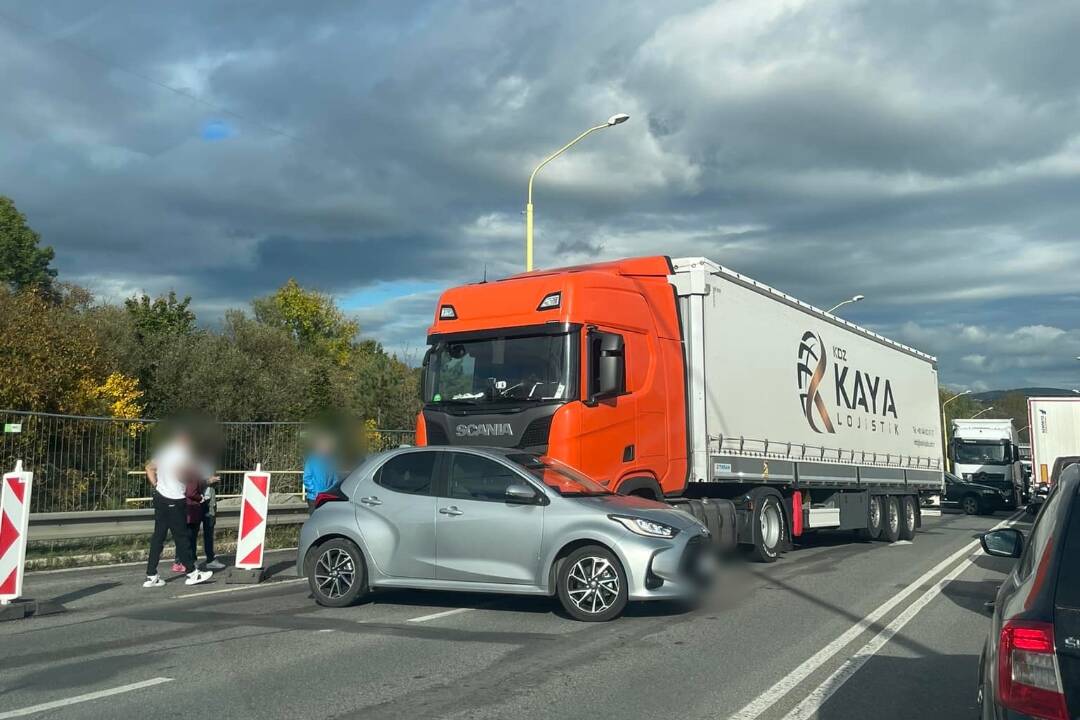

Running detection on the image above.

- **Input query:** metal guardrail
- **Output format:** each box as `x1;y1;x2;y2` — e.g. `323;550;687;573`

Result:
28;504;310;542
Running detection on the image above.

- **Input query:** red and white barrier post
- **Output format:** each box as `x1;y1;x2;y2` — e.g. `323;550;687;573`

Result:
0;461;62;621
227;463;270;584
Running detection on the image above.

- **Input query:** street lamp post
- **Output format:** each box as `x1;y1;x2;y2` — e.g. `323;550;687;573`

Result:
524;113;630;271
826;294;865;314
972;406;994;419
941;390;971;473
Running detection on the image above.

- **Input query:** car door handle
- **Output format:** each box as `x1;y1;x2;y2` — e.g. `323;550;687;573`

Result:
359;496;382;506
439;506;464;516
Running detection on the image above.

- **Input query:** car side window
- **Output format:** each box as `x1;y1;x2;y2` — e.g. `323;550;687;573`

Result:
1054;494;1080;608
1018;485;1066;579
375;452;437;496
447;454;522;502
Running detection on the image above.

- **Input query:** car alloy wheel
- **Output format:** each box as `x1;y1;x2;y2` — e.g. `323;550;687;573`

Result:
963;496;979;515
565;556;620;616
315;547;355;600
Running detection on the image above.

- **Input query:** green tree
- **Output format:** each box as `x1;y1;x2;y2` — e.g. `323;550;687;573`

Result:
124;291;196;340
0;196;56;294
253;279;358;365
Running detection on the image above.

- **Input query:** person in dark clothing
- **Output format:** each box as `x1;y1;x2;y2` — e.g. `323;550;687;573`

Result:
143;431;213;588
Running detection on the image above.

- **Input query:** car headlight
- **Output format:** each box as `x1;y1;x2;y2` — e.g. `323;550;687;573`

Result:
609;515;679;539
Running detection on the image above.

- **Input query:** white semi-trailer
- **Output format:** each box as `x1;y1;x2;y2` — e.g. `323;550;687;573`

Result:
420;255;945;560
950;418;1023;509
1029;397;1080;496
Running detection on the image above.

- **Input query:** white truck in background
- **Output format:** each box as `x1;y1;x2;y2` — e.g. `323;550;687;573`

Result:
950;418;1022;510
1028;397;1080;506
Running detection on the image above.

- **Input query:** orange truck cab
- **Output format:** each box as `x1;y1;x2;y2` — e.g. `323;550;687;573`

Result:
417;256;687;501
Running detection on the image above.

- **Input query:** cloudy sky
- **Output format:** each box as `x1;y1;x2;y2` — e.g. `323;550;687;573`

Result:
2;0;1079;391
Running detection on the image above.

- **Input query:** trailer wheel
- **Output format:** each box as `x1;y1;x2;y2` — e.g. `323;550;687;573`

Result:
881;496;901;543
748;490;785;563
898;496;917;541
855;495;883;541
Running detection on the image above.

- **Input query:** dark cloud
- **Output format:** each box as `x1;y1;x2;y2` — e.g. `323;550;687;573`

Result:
1;0;1078;390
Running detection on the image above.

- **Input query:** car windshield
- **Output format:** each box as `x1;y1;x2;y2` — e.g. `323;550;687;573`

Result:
424;333;576;405
954;442;1008;465
505;453;611;496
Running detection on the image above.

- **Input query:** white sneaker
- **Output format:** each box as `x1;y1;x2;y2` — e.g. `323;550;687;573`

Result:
143;575;165;588
184;569;213;586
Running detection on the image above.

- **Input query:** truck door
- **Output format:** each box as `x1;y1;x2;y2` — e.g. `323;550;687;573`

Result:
578;328;638;486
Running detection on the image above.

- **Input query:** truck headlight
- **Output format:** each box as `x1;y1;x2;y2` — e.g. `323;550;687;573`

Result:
609;515;679;539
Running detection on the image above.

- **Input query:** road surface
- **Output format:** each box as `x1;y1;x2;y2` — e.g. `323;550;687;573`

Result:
0;509;1028;720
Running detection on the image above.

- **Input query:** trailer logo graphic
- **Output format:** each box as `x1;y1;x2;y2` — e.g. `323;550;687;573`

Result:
797;331;836;434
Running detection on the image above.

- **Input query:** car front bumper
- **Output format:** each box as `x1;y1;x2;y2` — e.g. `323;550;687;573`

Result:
619;526;713;601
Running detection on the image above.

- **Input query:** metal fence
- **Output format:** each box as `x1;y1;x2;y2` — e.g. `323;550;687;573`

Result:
0;410;415;514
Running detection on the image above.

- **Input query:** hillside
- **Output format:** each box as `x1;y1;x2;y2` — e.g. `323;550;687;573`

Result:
969;387;1074;402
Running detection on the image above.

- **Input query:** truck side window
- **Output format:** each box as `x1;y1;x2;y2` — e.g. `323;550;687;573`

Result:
587;331;625;402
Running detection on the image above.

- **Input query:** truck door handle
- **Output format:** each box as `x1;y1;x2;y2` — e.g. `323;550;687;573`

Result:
359;496;382;506
439;506;464;516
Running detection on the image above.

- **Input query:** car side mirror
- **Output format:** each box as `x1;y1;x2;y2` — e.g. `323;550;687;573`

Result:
981;528;1024;558
505;483;539;504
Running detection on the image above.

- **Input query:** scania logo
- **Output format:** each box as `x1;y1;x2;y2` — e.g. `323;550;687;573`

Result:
797;330;836;434
455;423;514;437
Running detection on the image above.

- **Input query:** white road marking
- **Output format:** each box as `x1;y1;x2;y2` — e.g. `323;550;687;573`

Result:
783;549;979;719
0;677;173;719
888;540;914;546
407;607;474;623
172;577;305;599
727;510;1022;720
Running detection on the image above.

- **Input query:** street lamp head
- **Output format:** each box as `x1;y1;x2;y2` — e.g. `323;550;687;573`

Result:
852;294;865;303
607;113;630;126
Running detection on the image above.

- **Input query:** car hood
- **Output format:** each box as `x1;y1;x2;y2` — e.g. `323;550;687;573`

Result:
570;494;704;531
961;481;1007;493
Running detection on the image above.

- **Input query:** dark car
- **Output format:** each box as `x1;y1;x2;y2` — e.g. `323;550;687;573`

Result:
976;462;1080;719
943;471;1013;515
1027;456;1080;516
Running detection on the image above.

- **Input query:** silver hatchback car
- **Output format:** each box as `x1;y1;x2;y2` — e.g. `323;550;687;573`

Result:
298;446;710;621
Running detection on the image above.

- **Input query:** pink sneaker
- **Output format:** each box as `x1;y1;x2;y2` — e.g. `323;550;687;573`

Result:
171;562;185;573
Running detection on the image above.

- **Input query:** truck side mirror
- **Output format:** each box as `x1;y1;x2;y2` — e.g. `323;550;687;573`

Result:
588;331;625;403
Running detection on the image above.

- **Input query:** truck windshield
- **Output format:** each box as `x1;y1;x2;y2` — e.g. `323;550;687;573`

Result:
424;332;576;405
505;453;611;496
954;442;1008;465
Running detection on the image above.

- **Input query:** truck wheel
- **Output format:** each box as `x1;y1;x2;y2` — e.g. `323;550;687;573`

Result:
855;495;883;541
961;494;981;515
556;545;628;622
898;496;917;541
880;496;901;543
748;490;785;563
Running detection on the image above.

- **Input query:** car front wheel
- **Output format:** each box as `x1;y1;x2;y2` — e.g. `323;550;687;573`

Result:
556;546;628;622
308;538;367;608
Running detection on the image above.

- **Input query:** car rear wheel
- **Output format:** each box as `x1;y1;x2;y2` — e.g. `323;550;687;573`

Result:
855;495;883;541
556;546;628;622
308;538;367;608
881;496;901;543
898;496;917;541
961;494;981;516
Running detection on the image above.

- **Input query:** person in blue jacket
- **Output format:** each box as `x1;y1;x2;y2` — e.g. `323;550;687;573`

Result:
303;433;338;511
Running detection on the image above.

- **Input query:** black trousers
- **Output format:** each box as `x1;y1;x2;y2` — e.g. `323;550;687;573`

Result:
187;515;217;563
146;492;195;575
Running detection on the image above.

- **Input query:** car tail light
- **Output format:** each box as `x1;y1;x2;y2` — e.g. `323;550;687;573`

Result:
997;620;1068;720
313;487;348;510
